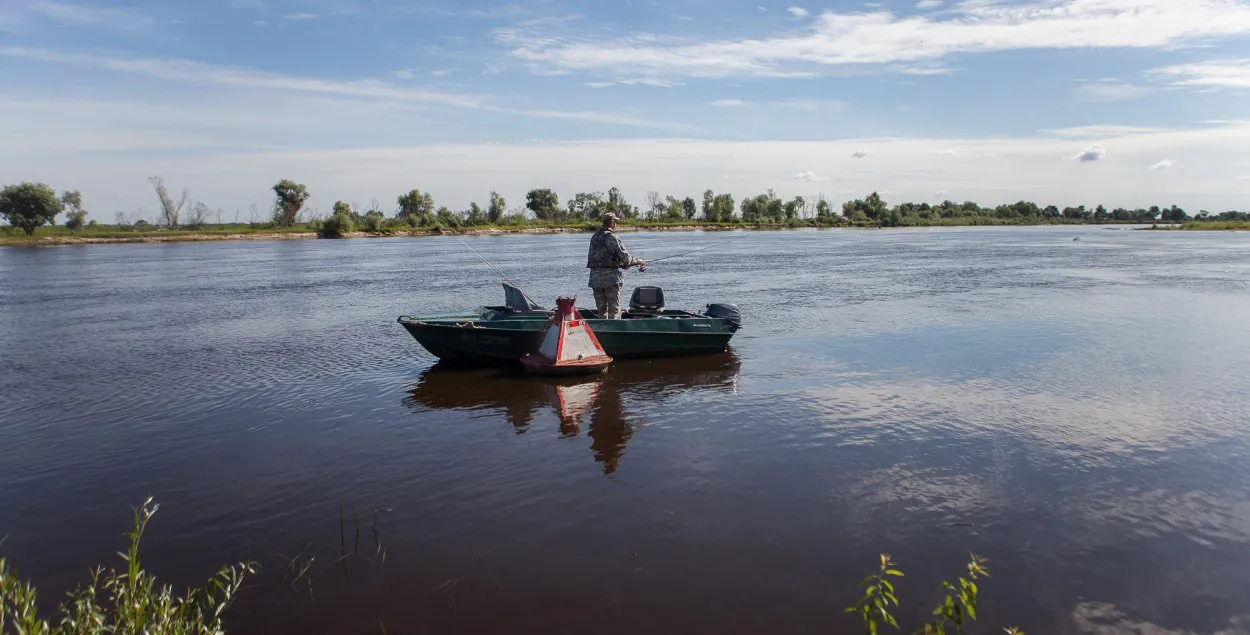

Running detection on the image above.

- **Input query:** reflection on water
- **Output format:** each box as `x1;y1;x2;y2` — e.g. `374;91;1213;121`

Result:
405;352;741;473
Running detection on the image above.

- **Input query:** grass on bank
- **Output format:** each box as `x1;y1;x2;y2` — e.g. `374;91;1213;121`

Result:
1178;221;1250;231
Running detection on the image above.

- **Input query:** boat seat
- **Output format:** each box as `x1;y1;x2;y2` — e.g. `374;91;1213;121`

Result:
628;286;665;315
503;282;543;312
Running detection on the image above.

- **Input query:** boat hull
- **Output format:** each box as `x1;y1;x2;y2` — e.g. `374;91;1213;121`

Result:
399;313;735;365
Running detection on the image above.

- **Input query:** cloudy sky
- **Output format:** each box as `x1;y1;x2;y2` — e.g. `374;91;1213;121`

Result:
1;0;1249;218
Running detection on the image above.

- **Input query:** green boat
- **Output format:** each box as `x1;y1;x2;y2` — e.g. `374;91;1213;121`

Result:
398;284;741;365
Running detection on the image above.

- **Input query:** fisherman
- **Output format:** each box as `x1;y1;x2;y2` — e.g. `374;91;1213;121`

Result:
587;212;645;319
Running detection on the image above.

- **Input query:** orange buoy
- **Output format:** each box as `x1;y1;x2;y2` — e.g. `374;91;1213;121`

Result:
520;296;613;376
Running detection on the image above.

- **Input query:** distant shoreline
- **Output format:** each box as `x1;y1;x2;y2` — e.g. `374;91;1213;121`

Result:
0;224;732;246
2;220;1245;247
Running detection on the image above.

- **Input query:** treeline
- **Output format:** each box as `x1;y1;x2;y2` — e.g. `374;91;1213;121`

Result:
5;177;1248;237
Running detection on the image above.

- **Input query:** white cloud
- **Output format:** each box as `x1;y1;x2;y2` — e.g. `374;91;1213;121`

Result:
502;0;1250;80
253;19;268;26
1148;159;1175;170
583;81;615;88
0;46;694;132
11;0;154;31
1045;124;1166;138
793;170;829;181
757;6;768;11
1076;83;1152;102
851;149;870;158
788;6;809;17
430;68;456;77
916;0;942;7
710;99;746;107
1238;175;1250;181
1153;58;1250;88
397;5;529;19
0;46;483;107
282;12;319;20
1072;144;1106;162
393;69;415;80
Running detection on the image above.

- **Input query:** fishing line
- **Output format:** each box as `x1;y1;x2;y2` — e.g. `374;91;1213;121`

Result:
639;234;747;270
459;238;539;307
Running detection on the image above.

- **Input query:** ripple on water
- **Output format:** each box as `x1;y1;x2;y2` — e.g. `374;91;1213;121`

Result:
4;228;1250;635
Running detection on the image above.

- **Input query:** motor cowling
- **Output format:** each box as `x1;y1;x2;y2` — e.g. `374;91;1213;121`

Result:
705;303;742;331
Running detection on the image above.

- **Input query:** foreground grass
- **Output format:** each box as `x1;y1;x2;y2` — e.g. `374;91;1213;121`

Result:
2;499;1024;634
0;499;255;635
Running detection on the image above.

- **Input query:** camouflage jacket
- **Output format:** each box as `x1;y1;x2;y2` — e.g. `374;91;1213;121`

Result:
586;228;637;288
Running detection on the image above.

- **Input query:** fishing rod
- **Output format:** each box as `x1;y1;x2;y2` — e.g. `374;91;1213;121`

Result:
459;238;540;307
636;234;747;272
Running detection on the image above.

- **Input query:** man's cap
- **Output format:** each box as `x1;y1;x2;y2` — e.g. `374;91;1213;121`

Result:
601;212;619;222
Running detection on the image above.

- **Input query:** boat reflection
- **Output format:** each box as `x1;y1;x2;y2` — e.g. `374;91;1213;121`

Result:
403;351;741;474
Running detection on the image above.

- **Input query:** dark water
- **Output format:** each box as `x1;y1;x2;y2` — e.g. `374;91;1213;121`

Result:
3;227;1250;634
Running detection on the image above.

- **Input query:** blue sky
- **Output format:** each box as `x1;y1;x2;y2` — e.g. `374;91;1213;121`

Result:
1;0;1249;218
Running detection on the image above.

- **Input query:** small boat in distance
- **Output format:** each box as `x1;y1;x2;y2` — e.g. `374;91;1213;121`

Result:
398;284;741;366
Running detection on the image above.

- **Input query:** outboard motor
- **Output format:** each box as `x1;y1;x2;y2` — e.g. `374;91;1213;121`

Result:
629;286;666;315
705;303;742;332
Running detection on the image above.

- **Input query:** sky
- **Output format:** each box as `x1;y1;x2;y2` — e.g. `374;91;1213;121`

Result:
1;0;1249;220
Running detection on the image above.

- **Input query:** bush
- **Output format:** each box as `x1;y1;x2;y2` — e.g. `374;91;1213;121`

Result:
0;498;256;635
847;553;1022;635
363;211;384;233
318;211;353;238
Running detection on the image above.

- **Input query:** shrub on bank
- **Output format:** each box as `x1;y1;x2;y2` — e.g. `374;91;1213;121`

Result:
318;211;353;238
0;499;256;635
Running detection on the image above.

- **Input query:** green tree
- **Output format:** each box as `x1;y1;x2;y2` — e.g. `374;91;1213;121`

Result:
741;194;769;223
711;193;735;222
816;197;833;223
435;206;461;228
272;179;310;227
607;187;637;219
488;191;506;224
701;189;715;220
526;188;561;221
397;189;435;226
663;195;684;221
466;202;487;226
567;192;606;221
1162;204;1188;222
1;182;64;235
319;206;353;238
682;197;697;220
61;190;87;233
784;195;805;221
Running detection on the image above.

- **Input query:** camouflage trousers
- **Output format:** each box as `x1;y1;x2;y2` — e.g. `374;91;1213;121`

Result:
592;285;622;319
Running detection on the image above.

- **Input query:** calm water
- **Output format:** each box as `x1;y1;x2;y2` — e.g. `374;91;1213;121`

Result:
3;227;1250;634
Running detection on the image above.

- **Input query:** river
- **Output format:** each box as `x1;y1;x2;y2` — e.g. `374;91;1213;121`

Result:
2;226;1250;634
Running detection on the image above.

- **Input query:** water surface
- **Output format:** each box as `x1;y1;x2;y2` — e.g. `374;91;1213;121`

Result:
3;226;1250;634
